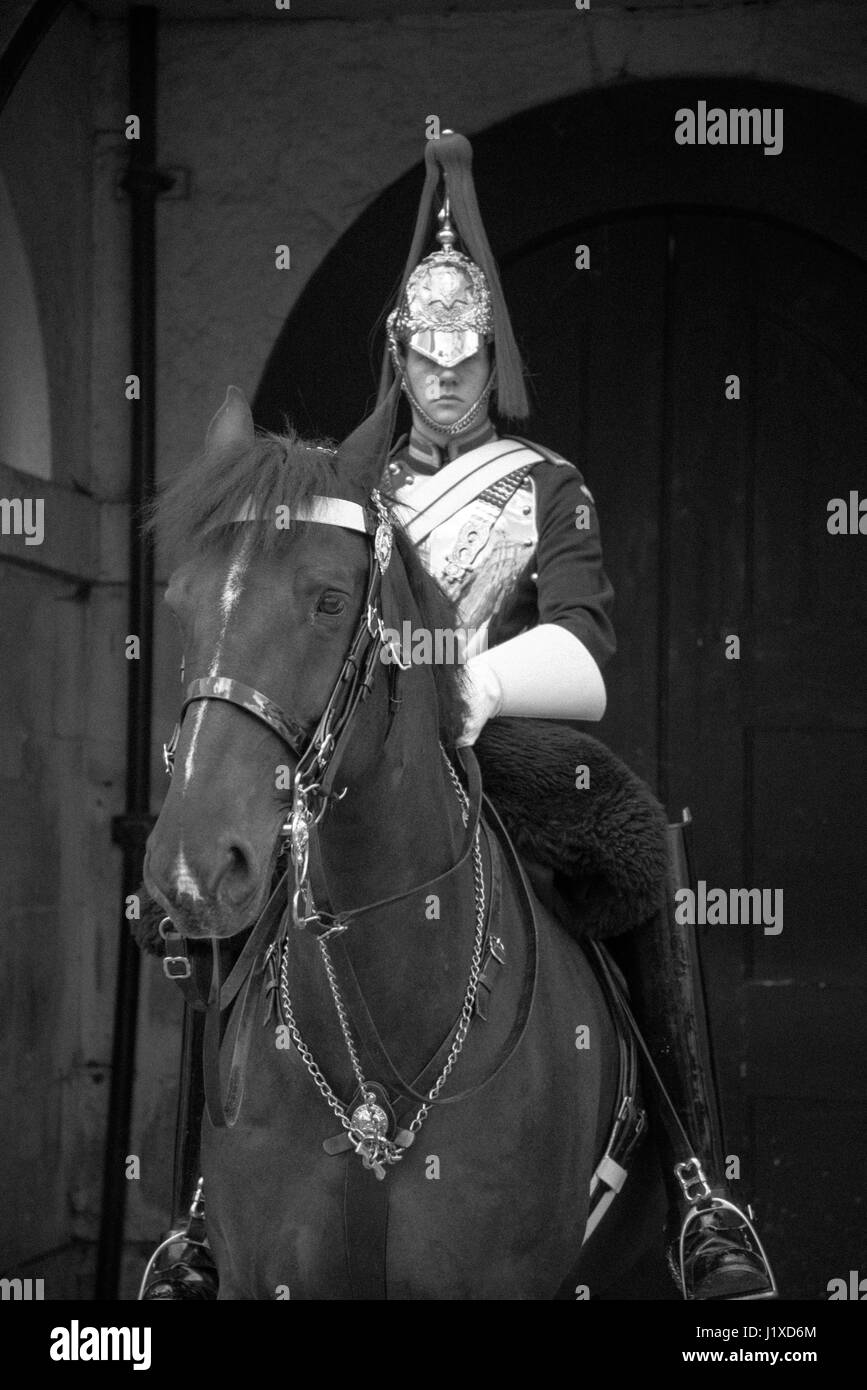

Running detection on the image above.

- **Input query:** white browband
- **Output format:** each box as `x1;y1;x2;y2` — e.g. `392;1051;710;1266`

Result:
234;495;371;534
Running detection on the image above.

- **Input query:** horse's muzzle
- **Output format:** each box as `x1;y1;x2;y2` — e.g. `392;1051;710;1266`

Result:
143;827;278;941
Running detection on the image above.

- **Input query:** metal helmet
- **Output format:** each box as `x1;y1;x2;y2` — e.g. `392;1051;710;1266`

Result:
387;200;493;370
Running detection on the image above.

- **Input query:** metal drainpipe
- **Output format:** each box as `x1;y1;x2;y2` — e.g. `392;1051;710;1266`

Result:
95;5;170;1300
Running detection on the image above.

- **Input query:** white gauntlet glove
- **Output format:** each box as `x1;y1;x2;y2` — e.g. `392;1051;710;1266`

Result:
457;655;504;747
457;624;606;747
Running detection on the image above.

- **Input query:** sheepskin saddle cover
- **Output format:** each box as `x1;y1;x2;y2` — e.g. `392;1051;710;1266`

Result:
474;717;668;940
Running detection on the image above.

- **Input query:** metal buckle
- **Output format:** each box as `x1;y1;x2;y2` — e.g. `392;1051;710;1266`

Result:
614;1093;646;1147
158;916;191;979
288;808;310;877
366;602;381;640
163;722;180;777
313;730;335;760
616;1093;633;1124
315;918;350;941
370;489;393;573
385;638;412;672
163;955;192;980
292;883;314;929
368;602;411;671
675;1156;712;1205
296;906;349;940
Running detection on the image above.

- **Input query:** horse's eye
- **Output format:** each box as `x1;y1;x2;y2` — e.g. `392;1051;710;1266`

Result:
316;592;346;617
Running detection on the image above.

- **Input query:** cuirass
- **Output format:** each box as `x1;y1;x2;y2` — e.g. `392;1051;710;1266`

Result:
390;467;537;636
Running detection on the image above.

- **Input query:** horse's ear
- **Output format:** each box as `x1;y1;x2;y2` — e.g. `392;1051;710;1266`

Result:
334;379;401;494
205;386;255;454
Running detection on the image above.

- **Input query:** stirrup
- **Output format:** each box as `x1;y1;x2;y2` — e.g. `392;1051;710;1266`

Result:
673;1159;778;1301
138;1177;219;1301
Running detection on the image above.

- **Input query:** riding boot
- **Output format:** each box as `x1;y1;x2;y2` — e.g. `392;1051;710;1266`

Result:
612;811;777;1301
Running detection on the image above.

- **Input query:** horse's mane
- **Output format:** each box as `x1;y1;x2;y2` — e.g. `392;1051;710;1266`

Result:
146;426;341;559
148;426;467;745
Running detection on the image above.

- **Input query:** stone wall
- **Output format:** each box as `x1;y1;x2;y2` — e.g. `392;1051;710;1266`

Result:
0;3;130;1294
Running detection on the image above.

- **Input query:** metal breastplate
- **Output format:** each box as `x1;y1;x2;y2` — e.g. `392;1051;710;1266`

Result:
390;467;537;635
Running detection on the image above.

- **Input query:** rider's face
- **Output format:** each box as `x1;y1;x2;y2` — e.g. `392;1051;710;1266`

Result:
402;345;491;433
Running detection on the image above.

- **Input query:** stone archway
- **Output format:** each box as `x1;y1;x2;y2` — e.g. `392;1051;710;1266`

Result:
254;77;867;440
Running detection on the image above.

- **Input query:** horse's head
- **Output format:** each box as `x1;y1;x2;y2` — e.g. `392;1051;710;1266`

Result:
144;385;465;939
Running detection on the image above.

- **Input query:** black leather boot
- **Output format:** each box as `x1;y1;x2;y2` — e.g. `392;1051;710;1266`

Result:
673;1178;776;1301
140;1236;219;1301
612;811;777;1301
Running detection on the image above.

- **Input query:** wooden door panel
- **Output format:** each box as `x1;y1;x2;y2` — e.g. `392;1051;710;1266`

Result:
749;727;867;986
752;314;867;722
755;1099;864;1300
504;217;667;788
503;208;867;1298
744;987;863;1097
665;214;867;1297
663;216;756;1120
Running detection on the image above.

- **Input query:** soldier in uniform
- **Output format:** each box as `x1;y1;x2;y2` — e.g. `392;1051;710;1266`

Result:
380;139;612;747
376;130;776;1301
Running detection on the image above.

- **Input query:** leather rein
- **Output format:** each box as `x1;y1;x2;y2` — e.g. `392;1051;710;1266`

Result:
158;488;536;1140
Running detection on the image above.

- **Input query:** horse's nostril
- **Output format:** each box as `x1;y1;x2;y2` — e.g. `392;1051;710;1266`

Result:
217;837;259;906
227;843;251;877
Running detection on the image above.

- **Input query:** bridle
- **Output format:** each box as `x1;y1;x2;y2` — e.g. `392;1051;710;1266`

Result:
162;487;410;937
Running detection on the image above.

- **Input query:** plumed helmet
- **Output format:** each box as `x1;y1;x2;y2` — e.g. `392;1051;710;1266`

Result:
387;201;493;369
380;131;529;421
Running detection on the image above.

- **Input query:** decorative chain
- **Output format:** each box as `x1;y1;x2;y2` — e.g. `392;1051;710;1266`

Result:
277;744;486;1167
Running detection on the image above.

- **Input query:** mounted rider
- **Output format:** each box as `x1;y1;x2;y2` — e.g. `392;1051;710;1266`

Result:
376;129;776;1301
141;129;776;1304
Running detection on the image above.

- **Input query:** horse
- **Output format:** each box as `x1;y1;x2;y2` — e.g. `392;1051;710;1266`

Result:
143;384;667;1300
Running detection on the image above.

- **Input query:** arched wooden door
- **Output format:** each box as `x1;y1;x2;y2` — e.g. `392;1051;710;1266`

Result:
506;211;867;1300
257;82;867;1299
